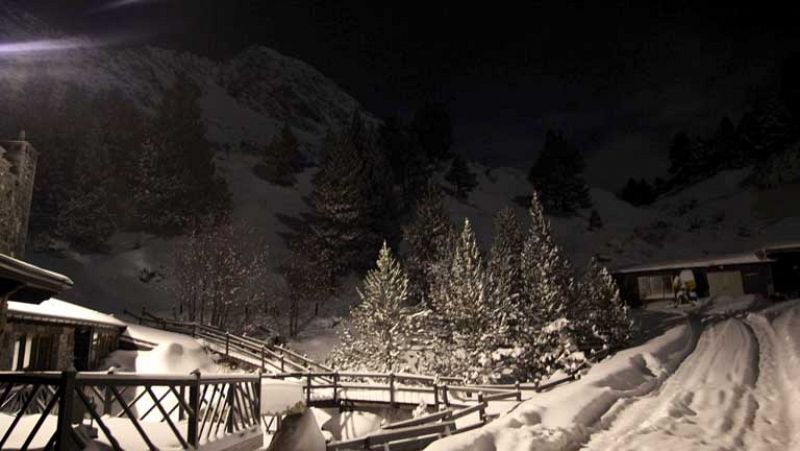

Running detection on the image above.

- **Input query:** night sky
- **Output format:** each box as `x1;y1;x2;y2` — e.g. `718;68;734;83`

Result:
16;0;800;189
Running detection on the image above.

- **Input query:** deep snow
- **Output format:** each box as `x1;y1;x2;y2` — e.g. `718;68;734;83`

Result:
426;299;800;451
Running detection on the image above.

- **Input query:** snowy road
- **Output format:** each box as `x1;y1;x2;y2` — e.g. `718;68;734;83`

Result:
426;300;800;451
584;311;800;450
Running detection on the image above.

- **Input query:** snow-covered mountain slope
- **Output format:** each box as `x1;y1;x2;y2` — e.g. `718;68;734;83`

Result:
0;4;371;149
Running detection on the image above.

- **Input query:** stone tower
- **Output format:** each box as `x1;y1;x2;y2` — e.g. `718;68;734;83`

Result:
0;135;38;258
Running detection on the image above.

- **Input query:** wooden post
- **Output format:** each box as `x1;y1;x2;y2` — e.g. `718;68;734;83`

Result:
255;373;262;426
478;392;486;424
178;385;186;421
280;352;285;372
333;371;340;404
225;331;230;357
103;368;114;415
56;370;76;449
226;382;234;433
305;375;312;406
187;370;201;448
515;381;522;401
433;384;440;410
192;323;197;338
389;373;396;407
261;346;266;371
442;384;449;407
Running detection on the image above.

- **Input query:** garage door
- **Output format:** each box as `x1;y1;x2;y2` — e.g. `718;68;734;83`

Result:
707;271;744;297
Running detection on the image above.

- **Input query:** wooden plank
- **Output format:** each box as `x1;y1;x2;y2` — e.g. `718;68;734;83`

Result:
382;409;453;430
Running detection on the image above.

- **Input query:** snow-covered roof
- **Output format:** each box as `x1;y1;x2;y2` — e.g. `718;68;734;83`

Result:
0;253;73;302
7;298;126;329
613;252;773;275
761;241;800;254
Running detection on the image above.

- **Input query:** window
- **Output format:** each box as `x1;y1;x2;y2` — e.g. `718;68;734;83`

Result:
29;335;56;370
11;335;31;370
637;274;674;300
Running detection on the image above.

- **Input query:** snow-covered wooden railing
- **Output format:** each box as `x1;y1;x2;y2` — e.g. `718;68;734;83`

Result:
123;308;333;378
0;370;262;450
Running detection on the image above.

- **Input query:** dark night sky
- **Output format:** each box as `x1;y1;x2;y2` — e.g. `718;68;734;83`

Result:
15;0;800;189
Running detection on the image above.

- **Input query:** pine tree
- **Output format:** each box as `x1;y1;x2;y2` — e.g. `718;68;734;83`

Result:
487;207;524;326
139;73;230;234
328;242;413;372
56;124;117;251
527;130;591;214
410;102;453;163
379;116;431;210
402;184;455;304
577;257;632;352
513;191;585;382
668;131;694;178
424;219;497;381
308;114;395;274
445;155;478;199
257;122;302;186
588;209;603;231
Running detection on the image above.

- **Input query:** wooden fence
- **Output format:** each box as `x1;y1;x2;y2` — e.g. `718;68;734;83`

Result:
123;309;331;378
0;370;261;450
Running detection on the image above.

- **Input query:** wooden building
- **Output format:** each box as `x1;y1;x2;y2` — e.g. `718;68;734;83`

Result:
0;252;126;371
613;252;775;306
760;242;800;298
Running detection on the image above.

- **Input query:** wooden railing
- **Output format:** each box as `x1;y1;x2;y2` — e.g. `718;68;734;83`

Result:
123;308;332;378
0;370;261;450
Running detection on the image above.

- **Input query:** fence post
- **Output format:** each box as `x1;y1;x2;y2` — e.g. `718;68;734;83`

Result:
188;370;201;448
103;368;114;415
433;378;440;410
515;381;522;401
56;370;76;449
478;392;486;424
305;375;312;406
443;384;449;408
225;331;230;357
226;382;235;433
192;323;197;338
280;352;285;372
255;373;262;427
261;346;266;372
179;385;186;421
389;373;396;407
333;371;340;404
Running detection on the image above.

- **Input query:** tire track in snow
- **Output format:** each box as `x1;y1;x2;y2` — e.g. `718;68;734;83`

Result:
744;312;800;450
582;318;759;451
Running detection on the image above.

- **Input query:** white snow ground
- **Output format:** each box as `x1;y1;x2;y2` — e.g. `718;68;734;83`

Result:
426;298;800;451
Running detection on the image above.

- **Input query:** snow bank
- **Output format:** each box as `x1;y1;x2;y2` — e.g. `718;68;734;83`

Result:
425;319;699;451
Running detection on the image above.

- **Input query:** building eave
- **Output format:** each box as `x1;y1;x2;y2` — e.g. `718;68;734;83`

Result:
0;253;74;302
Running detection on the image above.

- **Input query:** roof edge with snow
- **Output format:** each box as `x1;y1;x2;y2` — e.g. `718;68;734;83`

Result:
613;252;774;275
0;253;74;302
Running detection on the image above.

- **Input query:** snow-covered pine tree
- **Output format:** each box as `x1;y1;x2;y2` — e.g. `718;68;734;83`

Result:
512;191;586;382
422;219;504;381
487;207;524;333
445;154;478;199
403;184;455;304
328;242;413;372
520;191;576;324
577;257;632;352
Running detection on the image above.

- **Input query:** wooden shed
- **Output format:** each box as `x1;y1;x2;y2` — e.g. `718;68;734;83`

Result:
613;252;775;306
